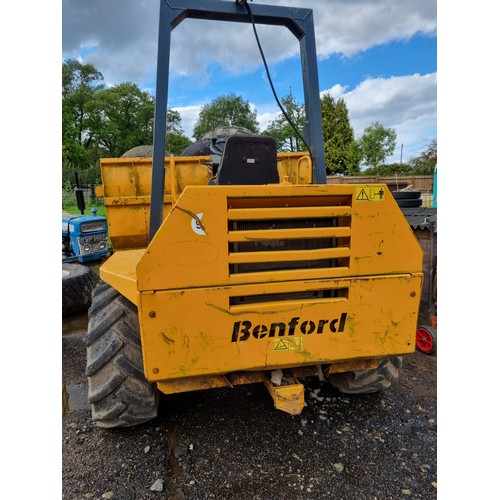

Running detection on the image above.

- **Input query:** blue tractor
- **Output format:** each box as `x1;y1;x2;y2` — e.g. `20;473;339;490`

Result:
62;183;111;317
62;210;109;263
62;210;110;317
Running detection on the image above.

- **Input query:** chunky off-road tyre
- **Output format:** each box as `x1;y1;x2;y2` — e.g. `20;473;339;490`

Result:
85;282;159;428
181;126;256;156
62;263;95;318
181;138;213;156
328;356;403;394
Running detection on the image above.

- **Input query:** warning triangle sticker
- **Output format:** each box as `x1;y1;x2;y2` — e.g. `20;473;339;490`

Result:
274;340;289;351
356;189;369;201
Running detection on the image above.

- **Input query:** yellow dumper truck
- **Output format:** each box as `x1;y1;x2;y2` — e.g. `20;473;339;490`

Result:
85;0;423;428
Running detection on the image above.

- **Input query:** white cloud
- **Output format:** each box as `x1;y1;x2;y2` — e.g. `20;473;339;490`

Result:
320;84;348;100
62;0;159;86
322;73;437;161
173;105;203;139
257;111;281;132
63;0;436;84
307;0;436;58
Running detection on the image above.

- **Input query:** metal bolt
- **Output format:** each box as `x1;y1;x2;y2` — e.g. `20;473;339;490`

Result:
149;311;156;318
153;368;159;374
410;291;416;297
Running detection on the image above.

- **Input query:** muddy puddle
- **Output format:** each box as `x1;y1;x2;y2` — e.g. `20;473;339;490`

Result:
63;311;90;416
62;311;88;336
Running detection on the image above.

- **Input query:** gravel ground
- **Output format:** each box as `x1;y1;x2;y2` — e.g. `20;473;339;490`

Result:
63;312;437;500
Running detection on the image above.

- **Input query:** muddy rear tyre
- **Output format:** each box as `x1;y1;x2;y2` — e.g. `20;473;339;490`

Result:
62;263;95;318
328;356;403;394
85;282;159;428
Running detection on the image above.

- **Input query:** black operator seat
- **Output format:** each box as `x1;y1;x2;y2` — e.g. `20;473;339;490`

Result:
216;135;279;185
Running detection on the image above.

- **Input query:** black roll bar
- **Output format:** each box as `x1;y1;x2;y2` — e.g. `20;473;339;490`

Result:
149;0;326;241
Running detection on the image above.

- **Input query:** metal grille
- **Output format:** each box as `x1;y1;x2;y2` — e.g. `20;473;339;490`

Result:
227;196;352;276
230;287;349;306
77;238;107;255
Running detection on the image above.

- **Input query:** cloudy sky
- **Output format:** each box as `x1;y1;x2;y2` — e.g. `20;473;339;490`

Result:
62;0;437;163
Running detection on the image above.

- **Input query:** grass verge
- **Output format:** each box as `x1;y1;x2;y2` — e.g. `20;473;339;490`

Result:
63;205;107;217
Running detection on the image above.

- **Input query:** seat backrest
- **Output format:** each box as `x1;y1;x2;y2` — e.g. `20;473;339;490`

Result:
216;135;279;185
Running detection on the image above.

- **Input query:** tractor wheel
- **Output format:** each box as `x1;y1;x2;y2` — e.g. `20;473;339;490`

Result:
328;356;403;394
62;263;95;318
416;325;437;355
85;282;159;428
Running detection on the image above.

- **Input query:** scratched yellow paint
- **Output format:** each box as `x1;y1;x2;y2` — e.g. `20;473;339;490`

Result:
97;152;424;394
138;273;422;382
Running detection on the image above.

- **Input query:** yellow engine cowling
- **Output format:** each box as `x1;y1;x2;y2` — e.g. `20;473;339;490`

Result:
97;155;423;402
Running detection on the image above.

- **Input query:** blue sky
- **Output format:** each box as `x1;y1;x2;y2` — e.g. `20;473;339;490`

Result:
62;0;437;163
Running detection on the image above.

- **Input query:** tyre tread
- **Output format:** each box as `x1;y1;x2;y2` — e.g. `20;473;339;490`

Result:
85;282;159;427
62;264;96;317
329;357;403;394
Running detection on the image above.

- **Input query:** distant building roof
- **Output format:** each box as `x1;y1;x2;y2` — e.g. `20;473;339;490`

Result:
401;207;437;232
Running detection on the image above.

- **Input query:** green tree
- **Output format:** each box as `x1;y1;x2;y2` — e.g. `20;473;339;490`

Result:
321;94;360;175
88;82;155;157
166;132;192;154
408;139;437;175
264;91;306;152
193;93;259;140
62;59;105;170
358;121;397;170
88;83;186;158
62;60;190;187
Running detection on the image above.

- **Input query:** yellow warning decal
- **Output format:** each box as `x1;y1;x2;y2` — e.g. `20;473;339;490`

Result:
355;186;385;202
273;337;304;352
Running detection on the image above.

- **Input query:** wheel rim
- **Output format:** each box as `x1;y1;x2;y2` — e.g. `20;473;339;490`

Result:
416;327;434;353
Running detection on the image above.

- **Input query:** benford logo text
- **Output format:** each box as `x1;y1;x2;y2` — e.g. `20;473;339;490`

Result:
231;313;347;342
